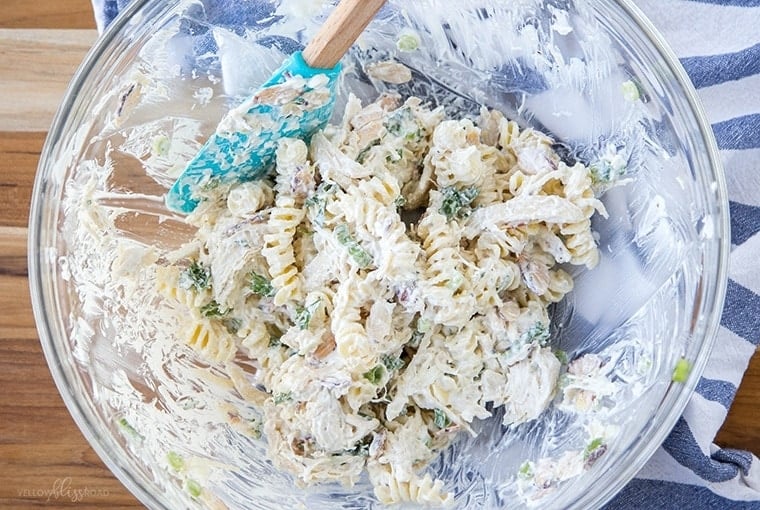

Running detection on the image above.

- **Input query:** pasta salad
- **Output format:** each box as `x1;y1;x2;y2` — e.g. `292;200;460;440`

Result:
156;91;607;506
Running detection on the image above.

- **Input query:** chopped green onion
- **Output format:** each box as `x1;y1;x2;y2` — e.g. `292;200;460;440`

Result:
621;80;641;102
672;357;692;383
199;300;227;318
295;299;321;330
417;319;432;333
518;461;534;480
356;138;381;163
347;437;372;457
396;32;421;52
385;107;415;136
408;330;424;348
553;349;569;365
439;186;479;221
583;437;605;460
433;408;450;429
250;421;263;439
381;354;405;372
335;224;373;268
222;317;241;335
590;151;627;185
305;182;337;228
249;272;275;297
151;135;171;157
167;451;185;472
180;261;210;291
273;392;293;405
117;418;143;440
363;365;385;385
520;322;550;346
185;479;202;498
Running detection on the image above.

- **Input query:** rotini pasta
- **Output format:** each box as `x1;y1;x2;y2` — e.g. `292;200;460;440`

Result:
183;319;236;363
154;91;612;507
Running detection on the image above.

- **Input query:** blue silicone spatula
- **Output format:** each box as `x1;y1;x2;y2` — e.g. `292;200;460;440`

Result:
166;0;387;213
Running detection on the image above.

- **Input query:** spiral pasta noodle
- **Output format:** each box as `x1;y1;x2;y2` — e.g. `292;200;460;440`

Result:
183;319;236;363
151;90;616;506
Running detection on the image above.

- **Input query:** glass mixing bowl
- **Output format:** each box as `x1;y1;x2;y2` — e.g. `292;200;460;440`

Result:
29;0;729;508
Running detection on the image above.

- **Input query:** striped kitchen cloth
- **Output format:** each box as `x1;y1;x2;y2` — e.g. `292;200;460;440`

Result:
91;0;760;508
605;0;760;506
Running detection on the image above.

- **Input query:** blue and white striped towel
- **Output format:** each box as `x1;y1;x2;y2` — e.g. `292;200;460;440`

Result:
92;0;760;507
605;0;760;507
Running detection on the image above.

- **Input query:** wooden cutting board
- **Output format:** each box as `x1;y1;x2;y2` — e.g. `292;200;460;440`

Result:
0;1;757;508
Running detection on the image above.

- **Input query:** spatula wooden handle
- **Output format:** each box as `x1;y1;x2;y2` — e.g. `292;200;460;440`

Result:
302;0;387;69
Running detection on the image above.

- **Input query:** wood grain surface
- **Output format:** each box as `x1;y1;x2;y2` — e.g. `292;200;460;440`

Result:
0;3;757;509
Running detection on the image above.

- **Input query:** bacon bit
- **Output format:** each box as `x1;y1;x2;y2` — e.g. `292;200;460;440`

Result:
290;165;315;200
313;333;336;360
226;410;241;425
377;92;402;111
291;438;306;456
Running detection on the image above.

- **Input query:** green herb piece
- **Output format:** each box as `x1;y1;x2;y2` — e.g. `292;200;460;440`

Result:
363;365;385;385
621;80;641;102
439;186;479;221
446;270;465;290
273;392;293;405
583;437;605;460
408;330;424;348
117;418;143;440
396;32;421;52
381;354;405;372
590;152;627;185
347;436;372;457
433;408;451;429
199;300;227;318
305;182;337;228
394;195;407;209
557;373;570;390
518;461;534;480
269;335;282;348
186;479;202;498
295;299;321;330
521;322;550;346
386;148;405;164
167;451;185;472
151;135;170;157
335;224;373;268
672;357;692;383
385;107;416;137
356;138;382;163
222;317;241;335
249;272;275;297
417;319;432;333
553;349;569;365
180;261;210;291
